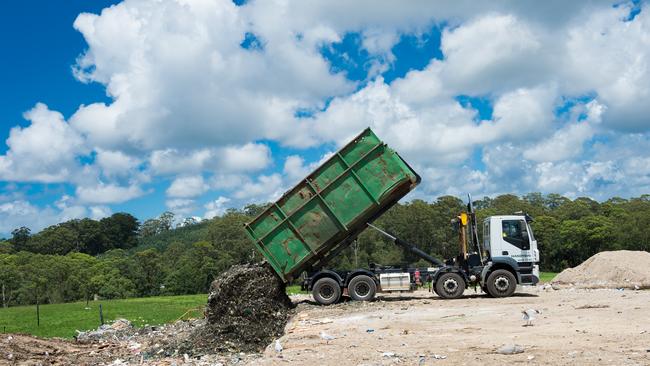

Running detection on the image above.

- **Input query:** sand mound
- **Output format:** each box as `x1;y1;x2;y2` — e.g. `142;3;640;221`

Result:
552;250;650;289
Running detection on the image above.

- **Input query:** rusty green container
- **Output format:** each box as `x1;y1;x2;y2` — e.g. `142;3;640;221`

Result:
244;128;420;282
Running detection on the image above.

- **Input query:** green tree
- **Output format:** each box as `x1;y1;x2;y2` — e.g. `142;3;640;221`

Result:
100;213;139;250
10;227;31;252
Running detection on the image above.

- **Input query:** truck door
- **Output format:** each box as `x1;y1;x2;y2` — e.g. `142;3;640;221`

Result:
497;219;535;263
501;219;529;250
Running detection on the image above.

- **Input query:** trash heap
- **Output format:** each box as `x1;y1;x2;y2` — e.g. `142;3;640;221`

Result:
552;250;650;289
74;263;293;362
192;263;293;353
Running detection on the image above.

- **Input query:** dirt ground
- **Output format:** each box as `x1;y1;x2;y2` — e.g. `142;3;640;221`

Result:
2;286;650;365
256;286;650;366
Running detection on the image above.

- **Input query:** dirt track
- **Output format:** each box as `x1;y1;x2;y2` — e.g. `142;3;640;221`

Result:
256;287;650;366
2;286;650;365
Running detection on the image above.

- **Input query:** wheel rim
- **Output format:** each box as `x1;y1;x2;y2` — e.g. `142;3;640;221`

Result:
319;284;335;299
355;282;370;297
494;276;510;292
443;277;459;294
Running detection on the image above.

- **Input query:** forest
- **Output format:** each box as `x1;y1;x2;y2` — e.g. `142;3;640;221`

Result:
1;193;649;307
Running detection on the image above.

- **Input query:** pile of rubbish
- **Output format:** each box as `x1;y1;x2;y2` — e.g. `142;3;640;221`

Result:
71;263;293;363
552;250;650;289
201;263;293;352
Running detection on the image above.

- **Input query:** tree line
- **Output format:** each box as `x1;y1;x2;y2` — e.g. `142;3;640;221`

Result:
1;193;649;307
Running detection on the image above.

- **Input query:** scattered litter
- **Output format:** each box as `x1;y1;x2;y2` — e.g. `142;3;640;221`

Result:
568;351;578;358
496;344;525;355
274;340;283;353
574;304;610;309
382;352;396;357
432;354;447;359
366;329;374;333
527;355;535;360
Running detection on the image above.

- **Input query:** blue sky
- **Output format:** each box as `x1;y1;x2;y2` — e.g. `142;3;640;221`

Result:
1;0;649;236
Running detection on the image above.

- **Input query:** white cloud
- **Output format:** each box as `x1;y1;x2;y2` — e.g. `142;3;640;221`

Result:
204;196;231;219
440;13;546;94
234;174;284;201
219;143;272;172
0;198;102;234
76;183;145;204
166;175;209;198
89;205;112;220
0;103;86;183
4;0;650;228
166;198;196;216
96;148;141;178
149;143;271;175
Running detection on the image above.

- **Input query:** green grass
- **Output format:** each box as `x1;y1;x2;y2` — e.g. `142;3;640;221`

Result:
286;284;308;295
0;294;207;338
540;272;558;283
0;286;308;339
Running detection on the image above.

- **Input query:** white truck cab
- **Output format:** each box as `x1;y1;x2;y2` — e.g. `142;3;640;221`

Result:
483;215;540;285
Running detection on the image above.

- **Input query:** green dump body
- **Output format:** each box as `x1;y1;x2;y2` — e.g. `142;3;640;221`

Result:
244;128;421;282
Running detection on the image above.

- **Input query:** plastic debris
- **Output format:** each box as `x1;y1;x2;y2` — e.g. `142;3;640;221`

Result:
496;344;525;355
274;340;283;353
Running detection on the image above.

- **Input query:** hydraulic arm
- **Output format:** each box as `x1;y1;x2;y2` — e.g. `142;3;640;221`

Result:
367;223;444;267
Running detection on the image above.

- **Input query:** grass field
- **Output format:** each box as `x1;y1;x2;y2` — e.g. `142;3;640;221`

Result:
0;294;207;338
540;272;558;283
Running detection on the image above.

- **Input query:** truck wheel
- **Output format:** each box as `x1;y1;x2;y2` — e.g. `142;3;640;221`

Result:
312;278;341;305
435;272;465;299
348;275;376;301
486;269;517;298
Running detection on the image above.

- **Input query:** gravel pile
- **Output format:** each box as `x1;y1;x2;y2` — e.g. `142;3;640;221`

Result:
552;250;650;289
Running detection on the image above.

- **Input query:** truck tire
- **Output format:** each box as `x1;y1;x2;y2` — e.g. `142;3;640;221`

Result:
435;272;465;299
312;277;341;305
348;275;376;301
486;269;517;298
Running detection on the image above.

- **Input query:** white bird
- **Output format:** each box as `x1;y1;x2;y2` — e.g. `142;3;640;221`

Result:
522;309;541;326
320;331;336;344
274;339;283;353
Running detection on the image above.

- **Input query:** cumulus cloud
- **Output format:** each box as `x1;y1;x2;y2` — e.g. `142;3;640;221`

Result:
3;0;650;233
166;198;196;216
76;183;145;204
204;196;231;219
0;103;86;183
234;174;284;202
166;175;209;198
149;143;271;175
0;198;104;234
96;149;141;178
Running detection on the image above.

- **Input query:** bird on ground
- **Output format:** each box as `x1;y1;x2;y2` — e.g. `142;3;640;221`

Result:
274;339;283;353
522;309;541;326
320;331;336;344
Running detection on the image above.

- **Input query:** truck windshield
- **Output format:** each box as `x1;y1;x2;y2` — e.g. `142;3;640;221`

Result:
527;223;535;241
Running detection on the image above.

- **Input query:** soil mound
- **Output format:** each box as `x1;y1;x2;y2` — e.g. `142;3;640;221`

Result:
552;250;650;289
197;262;293;353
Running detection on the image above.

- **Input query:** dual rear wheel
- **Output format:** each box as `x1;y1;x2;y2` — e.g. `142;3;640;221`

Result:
312;275;377;305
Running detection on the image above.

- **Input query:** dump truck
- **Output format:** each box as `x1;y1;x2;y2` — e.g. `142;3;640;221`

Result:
245;128;540;305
